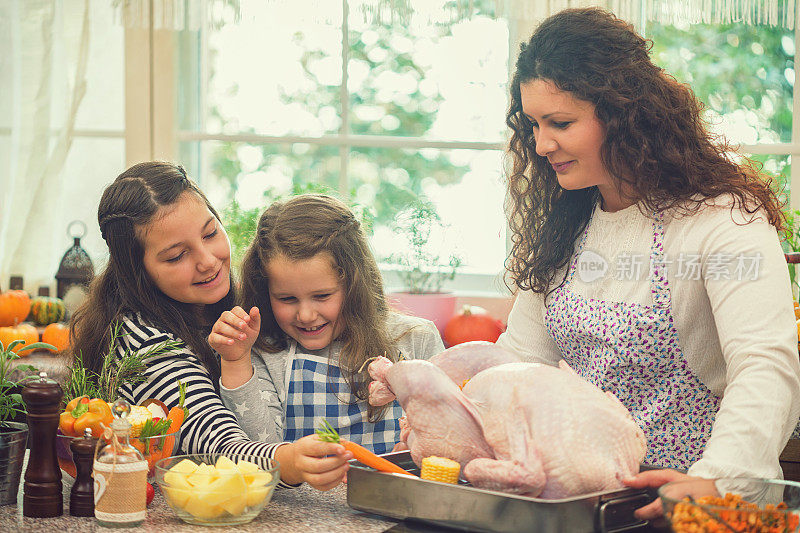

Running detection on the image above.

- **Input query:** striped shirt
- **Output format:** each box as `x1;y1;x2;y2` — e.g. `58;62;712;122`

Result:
115;312;297;489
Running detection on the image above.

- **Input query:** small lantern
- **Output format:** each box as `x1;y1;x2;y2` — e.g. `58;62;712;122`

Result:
55;220;94;317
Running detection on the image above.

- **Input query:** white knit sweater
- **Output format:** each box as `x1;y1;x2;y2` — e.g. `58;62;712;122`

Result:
497;196;800;479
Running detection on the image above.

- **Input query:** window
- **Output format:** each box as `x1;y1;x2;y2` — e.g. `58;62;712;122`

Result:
174;0;510;294
6;1;799;296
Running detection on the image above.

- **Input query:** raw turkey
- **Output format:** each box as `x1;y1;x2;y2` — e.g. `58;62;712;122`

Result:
368;342;646;498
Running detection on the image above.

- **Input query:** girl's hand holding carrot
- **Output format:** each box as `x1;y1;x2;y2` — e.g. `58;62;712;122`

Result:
316;419;417;477
277;434;353;491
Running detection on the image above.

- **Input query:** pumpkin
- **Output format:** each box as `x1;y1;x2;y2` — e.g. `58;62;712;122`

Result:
0;290;31;327
443;305;505;347
30;296;66;326
42;322;70;353
0;323;39;354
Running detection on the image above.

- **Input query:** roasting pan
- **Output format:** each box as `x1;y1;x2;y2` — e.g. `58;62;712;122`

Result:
347;451;660;533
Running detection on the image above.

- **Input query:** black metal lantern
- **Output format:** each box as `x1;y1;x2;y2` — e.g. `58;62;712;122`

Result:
55;221;94;316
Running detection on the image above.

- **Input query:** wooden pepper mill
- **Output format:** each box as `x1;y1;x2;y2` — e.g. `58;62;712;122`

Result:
22;371;63;517
69;428;96;516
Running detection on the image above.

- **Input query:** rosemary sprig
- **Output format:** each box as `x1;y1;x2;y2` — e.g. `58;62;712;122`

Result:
64;350;101;402
65;320;181;403
98;321;182;402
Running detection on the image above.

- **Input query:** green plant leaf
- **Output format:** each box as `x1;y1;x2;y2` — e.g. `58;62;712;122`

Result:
17;342;57;353
7;340;25;352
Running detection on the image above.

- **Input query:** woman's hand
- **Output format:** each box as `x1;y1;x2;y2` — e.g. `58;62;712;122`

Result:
623;469;708;521
209;306;260;362
277;435;354;491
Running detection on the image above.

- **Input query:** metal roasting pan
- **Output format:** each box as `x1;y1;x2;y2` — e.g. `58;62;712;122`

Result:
347;451;660;533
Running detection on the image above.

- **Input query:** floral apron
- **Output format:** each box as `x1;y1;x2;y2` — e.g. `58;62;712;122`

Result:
544;212;720;469
282;341;403;454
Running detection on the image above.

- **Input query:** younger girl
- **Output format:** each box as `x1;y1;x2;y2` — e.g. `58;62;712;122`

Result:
209;194;444;456
71;162;354;491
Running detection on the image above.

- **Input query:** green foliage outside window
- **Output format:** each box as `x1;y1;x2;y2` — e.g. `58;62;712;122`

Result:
648;22;796;288
646;21;792;187
200;5;500;271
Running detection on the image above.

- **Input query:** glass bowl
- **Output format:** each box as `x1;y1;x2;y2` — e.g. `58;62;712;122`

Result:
155;453;279;526
659;477;800;532
56;428;181;481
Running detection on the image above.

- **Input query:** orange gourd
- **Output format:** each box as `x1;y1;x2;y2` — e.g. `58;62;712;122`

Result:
443;306;505;347
42;323;70;353
0;323;39;354
0;290;31;327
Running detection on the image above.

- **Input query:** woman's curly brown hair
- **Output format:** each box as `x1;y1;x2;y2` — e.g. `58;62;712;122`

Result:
505;7;785;295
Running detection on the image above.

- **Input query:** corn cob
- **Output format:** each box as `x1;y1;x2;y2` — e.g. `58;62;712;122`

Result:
127;405;153;438
420;456;461;484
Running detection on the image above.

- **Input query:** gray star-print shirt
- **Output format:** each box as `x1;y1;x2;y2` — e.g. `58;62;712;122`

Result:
219;312;445;443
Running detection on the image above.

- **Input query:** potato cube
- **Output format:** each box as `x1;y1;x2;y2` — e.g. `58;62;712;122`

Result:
236;460;260;476
215;455;237;471
219;492;247;516
162;471;192;489
245;485;271;507
187;462;217;488
163;469;194;490
163;485;192;508
183;491;225;520
202;470;247;507
246;470;273;487
168;458;198;475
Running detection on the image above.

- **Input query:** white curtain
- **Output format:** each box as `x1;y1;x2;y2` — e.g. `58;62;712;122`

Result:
492;0;795;29
0;0;90;292
114;0;796;29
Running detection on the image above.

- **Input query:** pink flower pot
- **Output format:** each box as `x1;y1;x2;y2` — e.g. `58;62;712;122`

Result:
388;292;457;336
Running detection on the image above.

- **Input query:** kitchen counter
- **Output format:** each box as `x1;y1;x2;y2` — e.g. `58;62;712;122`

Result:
0;473;400;532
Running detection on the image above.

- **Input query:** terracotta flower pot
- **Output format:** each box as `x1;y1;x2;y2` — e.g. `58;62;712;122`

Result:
388;292;457;335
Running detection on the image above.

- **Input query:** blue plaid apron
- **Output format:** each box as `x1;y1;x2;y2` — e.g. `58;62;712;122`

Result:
282;341;404;454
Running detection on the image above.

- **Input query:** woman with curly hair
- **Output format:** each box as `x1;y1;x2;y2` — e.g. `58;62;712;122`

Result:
496;7;800;518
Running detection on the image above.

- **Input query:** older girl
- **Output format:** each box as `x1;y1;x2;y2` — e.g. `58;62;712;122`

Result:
71;162;352;490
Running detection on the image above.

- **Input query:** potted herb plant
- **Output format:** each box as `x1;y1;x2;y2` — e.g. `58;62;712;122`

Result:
0;338;54;505
384;200;462;334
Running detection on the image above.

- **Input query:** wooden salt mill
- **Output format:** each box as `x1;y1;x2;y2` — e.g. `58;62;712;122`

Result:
69;428;96;516
22;371;63;517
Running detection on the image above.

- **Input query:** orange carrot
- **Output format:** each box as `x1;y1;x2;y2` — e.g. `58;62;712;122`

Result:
161;435;175;460
146;447;162;475
131;439;146;456
161;380;188;459
166;380;188;432
316;419;416;477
